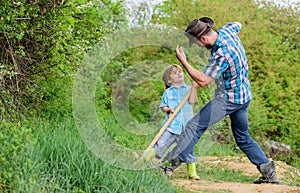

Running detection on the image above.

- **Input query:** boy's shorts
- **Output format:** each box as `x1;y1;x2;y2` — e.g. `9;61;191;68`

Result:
154;129;196;163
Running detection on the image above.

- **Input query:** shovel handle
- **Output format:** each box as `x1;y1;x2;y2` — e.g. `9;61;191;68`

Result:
142;89;192;158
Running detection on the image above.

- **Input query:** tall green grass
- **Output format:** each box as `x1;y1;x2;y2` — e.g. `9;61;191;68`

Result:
9;117;181;193
3;114;299;192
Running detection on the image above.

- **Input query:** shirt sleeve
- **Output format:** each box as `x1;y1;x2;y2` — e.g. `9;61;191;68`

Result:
204;52;228;79
159;91;168;111
224;22;241;34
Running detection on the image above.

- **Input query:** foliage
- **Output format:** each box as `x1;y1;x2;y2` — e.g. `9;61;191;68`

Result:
0;0;126;120
97;46;176;122
6;117;180;192
1;0;299;191
0;120;36;192
248;2;300;159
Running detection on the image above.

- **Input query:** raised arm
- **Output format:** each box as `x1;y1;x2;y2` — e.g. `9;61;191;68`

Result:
176;46;214;87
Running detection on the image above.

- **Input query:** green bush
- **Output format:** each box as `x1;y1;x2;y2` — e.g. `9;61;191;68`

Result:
0;0;126;120
0;120;36;192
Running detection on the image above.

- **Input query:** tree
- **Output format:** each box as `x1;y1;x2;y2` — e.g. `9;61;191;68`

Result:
0;0;126;120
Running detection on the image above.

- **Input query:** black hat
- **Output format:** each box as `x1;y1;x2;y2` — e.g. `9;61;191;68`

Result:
185;17;214;47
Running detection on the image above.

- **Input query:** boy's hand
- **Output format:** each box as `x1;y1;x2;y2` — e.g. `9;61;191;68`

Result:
161;106;174;114
192;81;200;88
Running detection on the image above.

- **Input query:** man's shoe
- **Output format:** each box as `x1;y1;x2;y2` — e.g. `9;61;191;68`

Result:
253;161;280;184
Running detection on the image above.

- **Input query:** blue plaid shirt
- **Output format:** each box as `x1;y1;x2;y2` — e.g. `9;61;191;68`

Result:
159;83;194;135
204;22;252;104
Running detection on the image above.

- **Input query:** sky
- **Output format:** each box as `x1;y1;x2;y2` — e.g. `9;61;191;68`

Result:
123;0;299;26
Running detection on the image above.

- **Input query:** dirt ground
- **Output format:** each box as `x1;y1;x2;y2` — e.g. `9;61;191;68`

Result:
170;156;300;193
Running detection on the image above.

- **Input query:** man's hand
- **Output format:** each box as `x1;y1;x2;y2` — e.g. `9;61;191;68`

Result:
176;45;186;63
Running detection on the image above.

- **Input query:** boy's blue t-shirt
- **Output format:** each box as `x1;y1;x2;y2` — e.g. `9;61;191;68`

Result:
159;83;194;135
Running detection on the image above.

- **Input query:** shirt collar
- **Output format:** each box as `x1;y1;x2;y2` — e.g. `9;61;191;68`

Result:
212;31;222;53
169;83;187;89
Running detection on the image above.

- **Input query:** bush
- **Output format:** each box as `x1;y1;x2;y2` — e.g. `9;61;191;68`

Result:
0;120;36;192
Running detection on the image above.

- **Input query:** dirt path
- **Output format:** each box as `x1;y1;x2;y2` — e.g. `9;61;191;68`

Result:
170;156;300;193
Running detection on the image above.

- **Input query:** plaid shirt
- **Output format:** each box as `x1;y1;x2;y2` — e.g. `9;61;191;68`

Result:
204;22;252;104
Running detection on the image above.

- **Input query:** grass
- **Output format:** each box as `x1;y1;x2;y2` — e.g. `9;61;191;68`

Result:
4;116;181;193
174;164;254;184
3;114;299;192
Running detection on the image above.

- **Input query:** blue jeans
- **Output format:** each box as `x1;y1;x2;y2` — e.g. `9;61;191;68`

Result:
166;94;269;167
154;129;196;163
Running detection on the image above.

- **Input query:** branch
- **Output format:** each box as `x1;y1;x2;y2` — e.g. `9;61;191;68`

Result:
0;183;11;188
0;94;14;120
15;18;31;20
4;34;19;92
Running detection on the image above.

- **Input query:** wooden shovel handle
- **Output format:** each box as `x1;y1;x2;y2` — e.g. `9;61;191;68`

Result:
142;89;192;158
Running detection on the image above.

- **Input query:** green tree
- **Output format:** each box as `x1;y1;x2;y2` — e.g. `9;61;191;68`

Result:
0;0;126;120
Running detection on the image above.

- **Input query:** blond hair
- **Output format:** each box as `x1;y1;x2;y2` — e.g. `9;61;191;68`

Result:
162;64;183;88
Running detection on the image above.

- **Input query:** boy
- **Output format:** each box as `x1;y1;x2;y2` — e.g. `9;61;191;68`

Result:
145;64;200;180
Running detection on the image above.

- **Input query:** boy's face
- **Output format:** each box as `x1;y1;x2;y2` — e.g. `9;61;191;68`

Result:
170;67;184;85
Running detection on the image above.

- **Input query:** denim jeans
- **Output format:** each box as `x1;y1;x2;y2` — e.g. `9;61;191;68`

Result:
166;94;269;167
154;129;196;163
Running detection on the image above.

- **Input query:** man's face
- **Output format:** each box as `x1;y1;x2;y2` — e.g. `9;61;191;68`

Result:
190;36;212;50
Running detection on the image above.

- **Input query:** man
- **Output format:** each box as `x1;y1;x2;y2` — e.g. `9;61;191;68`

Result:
164;17;279;184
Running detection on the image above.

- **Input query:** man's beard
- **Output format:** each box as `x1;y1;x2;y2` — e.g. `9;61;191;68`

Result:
205;44;213;50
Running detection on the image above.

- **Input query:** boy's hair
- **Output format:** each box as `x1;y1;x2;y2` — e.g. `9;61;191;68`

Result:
162;64;183;88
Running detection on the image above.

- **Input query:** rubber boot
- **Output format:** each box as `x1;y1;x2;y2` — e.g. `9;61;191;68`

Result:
253;161;279;184
187;163;200;180
144;148;156;161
